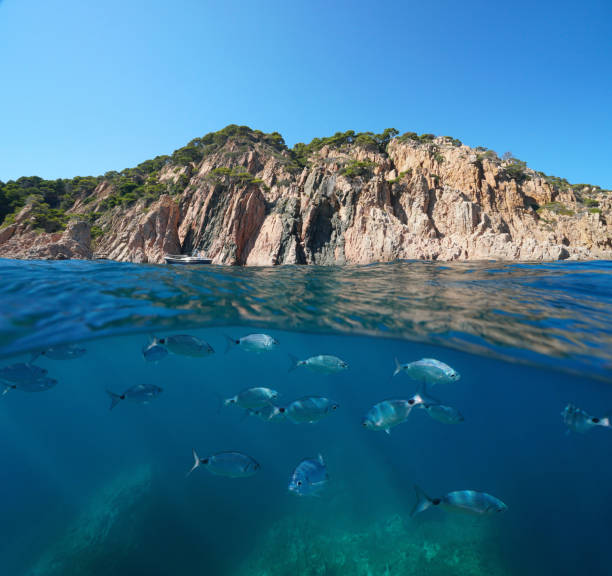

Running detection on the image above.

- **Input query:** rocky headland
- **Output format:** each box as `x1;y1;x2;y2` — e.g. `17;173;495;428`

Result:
1;126;610;264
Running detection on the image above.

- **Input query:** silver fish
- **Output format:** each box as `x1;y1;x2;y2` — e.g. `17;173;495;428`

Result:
420;403;464;424
187;449;260;478
0;362;48;384
31;344;86;361
289;354;348;374
0;363;56;394
561;403;611;434
224;387;279;410
393;357;460;384
250;403;287;423
106;383;163;409
285;396;339;424
158;334;214;357
225;333;279;353
2;376;58;394
288;454;329;496
362;396;423;434
411;485;507;516
142;338;168;363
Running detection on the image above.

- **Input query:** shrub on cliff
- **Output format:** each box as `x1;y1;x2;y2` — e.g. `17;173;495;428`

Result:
501;158;530;184
397;131;436;144
340;160;376;178
0;175;102;226
537;202;575;216
291;128;399;168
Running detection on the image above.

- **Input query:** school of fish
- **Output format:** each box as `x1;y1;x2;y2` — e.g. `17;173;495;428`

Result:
2;333;609;518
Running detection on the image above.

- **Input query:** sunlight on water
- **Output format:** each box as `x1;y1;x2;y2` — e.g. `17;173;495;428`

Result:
1;260;611;575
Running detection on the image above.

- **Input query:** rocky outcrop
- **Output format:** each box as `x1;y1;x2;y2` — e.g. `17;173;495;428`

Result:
1;130;610;263
94;195;181;263
0;208;92;260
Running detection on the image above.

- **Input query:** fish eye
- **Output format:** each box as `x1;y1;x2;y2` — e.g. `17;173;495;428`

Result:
332;405;337;410
592;417;600;423
279;407;286;413
297;481;302;486
408;398;415;405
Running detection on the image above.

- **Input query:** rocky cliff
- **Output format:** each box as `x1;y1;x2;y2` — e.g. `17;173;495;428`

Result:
1;126;610;263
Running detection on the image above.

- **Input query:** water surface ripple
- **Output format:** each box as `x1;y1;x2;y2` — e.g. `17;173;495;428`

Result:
1;259;611;380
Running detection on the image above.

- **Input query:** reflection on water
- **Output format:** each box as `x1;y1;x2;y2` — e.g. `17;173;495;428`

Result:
1;260;611;379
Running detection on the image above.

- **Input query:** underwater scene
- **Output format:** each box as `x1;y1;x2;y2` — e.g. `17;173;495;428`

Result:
1;259;611;576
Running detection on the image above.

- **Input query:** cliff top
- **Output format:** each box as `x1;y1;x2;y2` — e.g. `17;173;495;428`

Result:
1;124;609;234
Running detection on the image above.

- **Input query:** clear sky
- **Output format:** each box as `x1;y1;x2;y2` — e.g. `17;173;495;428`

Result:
0;0;610;187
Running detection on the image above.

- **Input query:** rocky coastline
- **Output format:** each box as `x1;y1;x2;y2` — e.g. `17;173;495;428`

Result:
1;127;610;264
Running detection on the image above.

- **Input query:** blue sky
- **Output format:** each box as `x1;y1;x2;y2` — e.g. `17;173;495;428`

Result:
0;0;610;187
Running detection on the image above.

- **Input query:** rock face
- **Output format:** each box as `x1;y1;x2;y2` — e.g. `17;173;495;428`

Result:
95;195;181;264
0;210;92;260
1;131;610;263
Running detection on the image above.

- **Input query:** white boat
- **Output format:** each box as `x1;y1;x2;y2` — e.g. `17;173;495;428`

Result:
164;254;212;265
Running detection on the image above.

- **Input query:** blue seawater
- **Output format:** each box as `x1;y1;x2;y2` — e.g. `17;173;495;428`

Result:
1;259;611;575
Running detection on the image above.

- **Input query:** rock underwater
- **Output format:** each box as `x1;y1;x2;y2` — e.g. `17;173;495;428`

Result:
236;513;511;576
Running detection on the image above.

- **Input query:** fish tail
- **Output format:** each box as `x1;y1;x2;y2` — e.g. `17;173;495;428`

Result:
288;354;300;372
223;335;238;354
186;448;201;477
411;484;434;517
393;357;402;377
106;390;123;410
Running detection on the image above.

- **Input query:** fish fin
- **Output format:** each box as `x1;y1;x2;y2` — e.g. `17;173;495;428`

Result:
393;357;402;377
411;485;434;517
186;448;201;477
106;390;123;410
223;335;238;354
288;354;300;372
29;350;43;363
1;385;12;397
317;453;325;465
416;381;441;406
384;428;391;435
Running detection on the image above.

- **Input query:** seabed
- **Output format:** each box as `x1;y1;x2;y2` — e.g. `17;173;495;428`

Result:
237;513;510;576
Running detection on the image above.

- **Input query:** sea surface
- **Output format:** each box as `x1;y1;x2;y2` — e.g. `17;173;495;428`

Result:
1;259;611;576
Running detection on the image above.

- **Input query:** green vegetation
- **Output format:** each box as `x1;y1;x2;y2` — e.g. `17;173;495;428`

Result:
208;166;267;188
397;131;436;144
501;158;530;184
476;149;498;162
2;124;608;234
388;169;413;184
442;136;462;146
537;202;575;216
431;145;445;164
0;175;102;229
582;197;599;208
340;160;377;178
291;128;399;168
